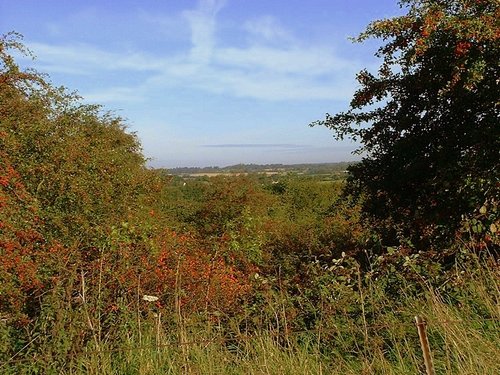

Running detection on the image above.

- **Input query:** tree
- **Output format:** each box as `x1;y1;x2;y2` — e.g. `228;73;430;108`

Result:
313;0;499;249
1;32;147;246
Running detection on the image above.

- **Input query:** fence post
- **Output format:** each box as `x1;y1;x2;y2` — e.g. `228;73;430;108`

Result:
415;315;435;375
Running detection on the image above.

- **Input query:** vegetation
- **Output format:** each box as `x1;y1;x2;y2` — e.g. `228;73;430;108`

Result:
0;0;499;373
167;162;352;180
312;0;499;249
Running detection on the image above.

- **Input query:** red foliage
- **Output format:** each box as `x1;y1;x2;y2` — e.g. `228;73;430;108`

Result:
145;229;253;314
0;154;43;322
455;41;472;56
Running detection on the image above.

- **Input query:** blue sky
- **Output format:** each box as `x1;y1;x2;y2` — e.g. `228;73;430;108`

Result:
1;0;404;167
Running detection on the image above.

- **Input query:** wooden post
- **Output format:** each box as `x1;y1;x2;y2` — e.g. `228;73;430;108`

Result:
415;315;435;375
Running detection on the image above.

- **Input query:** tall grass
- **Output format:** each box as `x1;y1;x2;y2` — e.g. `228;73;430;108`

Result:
3;253;497;374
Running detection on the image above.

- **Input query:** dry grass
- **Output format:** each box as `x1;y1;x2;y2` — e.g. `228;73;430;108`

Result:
3;255;498;374
63;258;499;375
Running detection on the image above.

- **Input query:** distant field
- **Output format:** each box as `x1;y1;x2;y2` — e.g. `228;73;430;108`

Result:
183;171;282;177
164;162;353;180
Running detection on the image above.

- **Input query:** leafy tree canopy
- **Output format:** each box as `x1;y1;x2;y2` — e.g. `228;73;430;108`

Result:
1;32;147;246
313;0;499;249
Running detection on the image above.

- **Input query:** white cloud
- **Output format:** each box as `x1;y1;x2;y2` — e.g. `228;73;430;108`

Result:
215;45;351;75
183;0;226;64
26;0;360;102
29;42;165;74
162;65;353;101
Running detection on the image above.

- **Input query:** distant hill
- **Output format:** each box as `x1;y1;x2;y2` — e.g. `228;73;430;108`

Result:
165;162;355;176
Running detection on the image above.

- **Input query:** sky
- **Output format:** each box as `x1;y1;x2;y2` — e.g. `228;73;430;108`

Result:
1;0;405;168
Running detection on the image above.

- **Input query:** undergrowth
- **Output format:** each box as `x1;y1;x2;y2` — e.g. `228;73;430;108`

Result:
2;252;498;374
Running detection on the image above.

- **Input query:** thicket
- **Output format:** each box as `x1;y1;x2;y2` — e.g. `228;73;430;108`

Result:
1;0;499;371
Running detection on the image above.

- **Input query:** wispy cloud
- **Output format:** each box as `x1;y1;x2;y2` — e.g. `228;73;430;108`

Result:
215;45;349;75
183;0;225;64
202;143;310;148
25;0;360;102
29;42;165;74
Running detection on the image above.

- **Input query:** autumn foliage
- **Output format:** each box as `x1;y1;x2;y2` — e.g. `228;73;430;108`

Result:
1;1;498;369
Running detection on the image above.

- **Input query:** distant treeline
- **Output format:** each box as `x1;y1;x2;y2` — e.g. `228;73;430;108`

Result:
166;162;355;175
